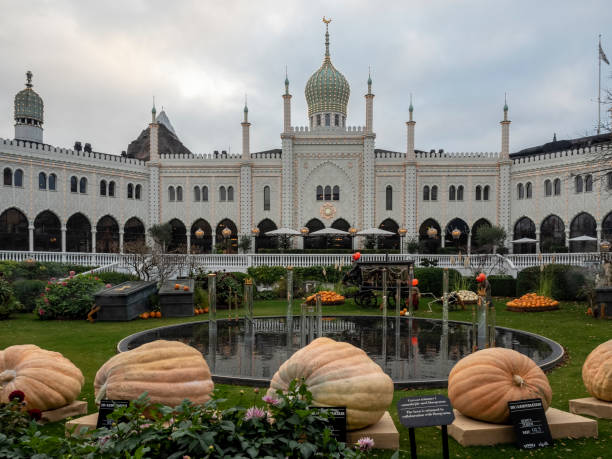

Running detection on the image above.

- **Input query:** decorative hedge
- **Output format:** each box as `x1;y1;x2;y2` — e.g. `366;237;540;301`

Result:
487;275;517;297
516;264;586;301
413;268;462;297
0;261;95;281
11;279;46;312
95;271;139;285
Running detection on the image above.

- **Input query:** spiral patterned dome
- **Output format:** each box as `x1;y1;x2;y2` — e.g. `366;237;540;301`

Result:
305;24;350;117
14;71;43;123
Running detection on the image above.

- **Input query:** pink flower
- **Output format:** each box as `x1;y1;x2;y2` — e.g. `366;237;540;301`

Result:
50;277;56;281
40;293;45;297
38;309;45;316
106;283;112;288
357;436;375;452
47;281;52;285
69;270;75;276
262;395;279;405
43;298;49;304
45;287;50;292
244;406;266;421
62;282;67;287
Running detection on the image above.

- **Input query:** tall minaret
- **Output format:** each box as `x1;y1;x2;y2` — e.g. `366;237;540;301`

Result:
365;69;374;133
500;95;510;159
241;96;251;159
14;71;44;143
148;99;161;232
498;96;512;252
283;69;292;133
406;95;415;160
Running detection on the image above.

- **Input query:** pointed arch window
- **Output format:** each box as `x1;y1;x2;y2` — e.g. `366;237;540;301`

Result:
135;184;142;200
386;185;393;210
553;178;561;196
449;185;456;201
202;186;208;202
100;180;107;196
585;174;593;192
517;183;524;199
526;182;532;199
176;186;183;201
544;179;552;196
168;186;175;202
316;185;323;200
423;185;430;201
39;172;47;190
483;185;490;201
3;168;11;186
332;185;339;200
457;185;464;201
194;186;200;202
70;176;78;193
263;186;270;211
227;186;234;201
127;183;134;199
108;181;115;197
79;177;87;194
575;175;583;193
431;185;438;201
475;185;482;201
324;185;331;200
219;186;226;202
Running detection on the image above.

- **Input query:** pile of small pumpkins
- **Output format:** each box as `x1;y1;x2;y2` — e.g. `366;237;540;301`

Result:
194;307;209;315
139;310;162;319
506;293;559;311
305;290;345;305
174;283;190;291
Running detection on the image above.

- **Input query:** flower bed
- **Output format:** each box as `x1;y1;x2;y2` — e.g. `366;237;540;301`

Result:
35;273;104;320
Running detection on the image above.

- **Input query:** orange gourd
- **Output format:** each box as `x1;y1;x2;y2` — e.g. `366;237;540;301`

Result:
94;340;213;407
448;348;552;424
582;339;612;401
267;337;393;430
0;344;84;411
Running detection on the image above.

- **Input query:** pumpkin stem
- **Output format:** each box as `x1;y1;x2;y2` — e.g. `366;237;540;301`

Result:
512;374;525;387
0;370;17;385
95;382;107;405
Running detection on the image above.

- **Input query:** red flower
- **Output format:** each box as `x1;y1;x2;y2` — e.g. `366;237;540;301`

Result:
9;390;25;402
27;409;42;421
95;276;99;281
45;287;50;292
47;281;52;285
43;298;49;304
38;309;45;315
40;292;45;297
61;282;67;287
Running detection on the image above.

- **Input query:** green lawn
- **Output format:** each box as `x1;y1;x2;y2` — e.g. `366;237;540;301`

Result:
1;298;610;458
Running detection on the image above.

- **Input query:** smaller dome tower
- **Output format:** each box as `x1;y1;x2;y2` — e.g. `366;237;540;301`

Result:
14;71;44;143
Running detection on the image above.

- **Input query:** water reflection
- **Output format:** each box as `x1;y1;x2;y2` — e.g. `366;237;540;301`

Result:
123;316;558;387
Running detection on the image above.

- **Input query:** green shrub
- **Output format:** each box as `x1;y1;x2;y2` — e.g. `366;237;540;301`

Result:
516;264;586;300
34;275;104;320
488;275;516;297
413;268;462;296
0;278;21;320
11;279;46;311
247;266;286;285
255;289;278;300
96;271;138;285
216;272;248;306
0;261;94;281
194;287;209;308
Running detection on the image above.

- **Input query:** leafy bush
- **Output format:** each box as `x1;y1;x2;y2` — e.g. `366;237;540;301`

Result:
194;286;209;308
96;271;138;285
0;261;94;281
488;275;516;297
34;275;104;320
255;289;278;300
0;279;20;320
516;264;586;301
413;268;462;296
216;272;249;306
11;279;46;312
247;265;287;285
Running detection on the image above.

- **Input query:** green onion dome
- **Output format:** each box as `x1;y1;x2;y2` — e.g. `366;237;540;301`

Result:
14;71;43;123
305;26;350;117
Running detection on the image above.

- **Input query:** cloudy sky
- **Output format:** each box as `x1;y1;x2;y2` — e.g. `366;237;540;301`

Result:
1;1;611;156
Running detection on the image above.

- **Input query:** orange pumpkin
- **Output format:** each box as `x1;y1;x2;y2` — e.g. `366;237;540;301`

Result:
582;339;612;401
174;284;180;290
183;286;189;291
0;345;84;411
267;337;393;430
94;340;213;406
142;312;150;319
448;348;552;424
203;307;209;313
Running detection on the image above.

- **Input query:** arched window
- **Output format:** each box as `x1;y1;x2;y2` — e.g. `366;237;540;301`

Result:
13;169;23;187
553;178;561;196
316;114;321;126
585;174;593;192
517;183;524;199
544;179;552;196
483;185;490;201
263;185;270;210
332;185;339;200
316;185;323;200
334;114;339;126
48;173;56;191
457;185;464;201
127;183;134;199
168;186;175;202
540;215;565;253
525;182;532;198
570;212;597;252
100;180;107;196
513;217;536;254
38;172;47;190
176;186;183;201
227;186;234;201
135;184;141;200
431;185;438;201
325;113;330;126
194;186;200;202
423;185;430;201
385;185;393;210
0;208;28;251
79;177;87;194
201;186;208;202
219;186;226;201
3;168;11;186
449;185;456;201
575;175;583;193
475;185;482;201
108;181;115;197
323;185;331;200
70;176;78;193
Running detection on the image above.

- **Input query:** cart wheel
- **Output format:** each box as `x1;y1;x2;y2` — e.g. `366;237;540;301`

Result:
361;291;376;308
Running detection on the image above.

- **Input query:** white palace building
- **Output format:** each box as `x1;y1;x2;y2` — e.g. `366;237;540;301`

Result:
1;23;612;258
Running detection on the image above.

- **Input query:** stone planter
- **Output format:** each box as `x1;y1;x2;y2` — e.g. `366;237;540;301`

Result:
95;281;157;321
594;287;612;319
159;279;195;317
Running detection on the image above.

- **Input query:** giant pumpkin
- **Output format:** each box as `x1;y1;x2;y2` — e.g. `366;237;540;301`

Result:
0;344;84;411
448;348;552;424
94;340;213;406
267;337;393;430
582;339;612;401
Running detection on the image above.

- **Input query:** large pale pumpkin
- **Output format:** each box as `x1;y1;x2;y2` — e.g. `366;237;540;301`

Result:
95;340;213;406
582;339;612;401
0;344;84;411
267;337;393;430
448;348;552;424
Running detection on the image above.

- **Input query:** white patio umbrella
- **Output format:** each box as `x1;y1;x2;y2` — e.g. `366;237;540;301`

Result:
265;228;302;236
568;235;598;242
308;227;350;236
511;237;537;244
356;227;395;236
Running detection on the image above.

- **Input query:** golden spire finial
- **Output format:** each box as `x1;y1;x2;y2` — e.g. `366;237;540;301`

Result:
322;17;332;58
322;16;331;25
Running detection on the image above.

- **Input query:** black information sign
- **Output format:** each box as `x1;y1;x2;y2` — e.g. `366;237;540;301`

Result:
310;406;347;442
96;399;130;428
508;398;553;450
397;395;455;459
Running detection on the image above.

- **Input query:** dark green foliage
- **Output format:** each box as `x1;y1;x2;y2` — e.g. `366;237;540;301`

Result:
34;275;104;320
216;272;249;306
488;275;516;297
0;278;20;319
413;268;462;296
255;290;278;300
194;286;208;308
0;261;94;281
95;271;138;285
247;266;287;285
11;279;46;311
516;264;587;300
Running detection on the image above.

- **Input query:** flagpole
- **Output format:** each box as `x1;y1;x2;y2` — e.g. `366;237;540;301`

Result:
598;34;602;135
